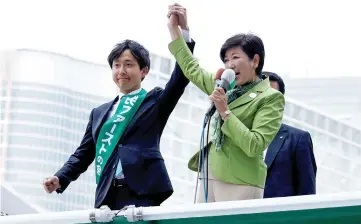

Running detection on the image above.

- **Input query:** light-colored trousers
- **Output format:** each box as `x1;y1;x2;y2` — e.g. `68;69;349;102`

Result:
197;165;264;203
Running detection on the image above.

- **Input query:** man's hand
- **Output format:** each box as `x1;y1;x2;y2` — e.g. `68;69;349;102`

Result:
43;176;60;193
168;3;188;30
209;88;229;116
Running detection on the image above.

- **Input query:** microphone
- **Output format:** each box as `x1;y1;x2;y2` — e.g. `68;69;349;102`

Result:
206;68;236;118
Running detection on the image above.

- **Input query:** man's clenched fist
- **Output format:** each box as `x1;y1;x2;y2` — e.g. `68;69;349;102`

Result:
43;176;60;193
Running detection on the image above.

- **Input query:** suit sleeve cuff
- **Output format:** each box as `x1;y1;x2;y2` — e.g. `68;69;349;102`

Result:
181;29;191;42
54;173;71;194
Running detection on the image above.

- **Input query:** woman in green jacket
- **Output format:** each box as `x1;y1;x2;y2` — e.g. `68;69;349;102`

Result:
167;4;285;202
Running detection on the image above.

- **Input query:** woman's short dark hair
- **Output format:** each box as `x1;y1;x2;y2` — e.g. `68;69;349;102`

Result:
107;39;150;70
220;33;265;76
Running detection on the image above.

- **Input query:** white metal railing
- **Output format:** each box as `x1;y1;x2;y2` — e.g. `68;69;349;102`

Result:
1;191;361;224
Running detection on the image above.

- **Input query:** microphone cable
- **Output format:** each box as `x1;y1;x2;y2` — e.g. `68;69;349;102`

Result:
194;113;212;203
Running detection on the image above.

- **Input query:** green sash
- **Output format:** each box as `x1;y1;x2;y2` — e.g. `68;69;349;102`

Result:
95;88;147;184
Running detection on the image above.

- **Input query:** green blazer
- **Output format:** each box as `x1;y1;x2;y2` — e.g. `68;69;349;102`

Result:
169;37;285;188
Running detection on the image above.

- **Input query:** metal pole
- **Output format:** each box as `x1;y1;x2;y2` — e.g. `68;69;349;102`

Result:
0;206;115;224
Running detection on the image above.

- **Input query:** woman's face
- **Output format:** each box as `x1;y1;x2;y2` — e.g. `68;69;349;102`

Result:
223;46;259;86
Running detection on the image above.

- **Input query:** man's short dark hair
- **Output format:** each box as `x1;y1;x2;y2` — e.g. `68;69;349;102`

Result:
107;39;150;70
263;71;285;94
220;33;265;76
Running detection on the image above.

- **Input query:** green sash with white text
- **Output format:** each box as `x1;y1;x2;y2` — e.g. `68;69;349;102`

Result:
95;88;147;184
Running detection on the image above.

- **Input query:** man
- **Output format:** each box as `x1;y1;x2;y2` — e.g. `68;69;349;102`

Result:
263;71;317;198
43;11;195;209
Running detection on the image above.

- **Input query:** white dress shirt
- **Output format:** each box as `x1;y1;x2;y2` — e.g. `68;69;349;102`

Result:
264;147;268;159
107;89;142;119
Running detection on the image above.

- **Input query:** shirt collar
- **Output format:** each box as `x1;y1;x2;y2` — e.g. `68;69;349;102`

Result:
118;87;142;99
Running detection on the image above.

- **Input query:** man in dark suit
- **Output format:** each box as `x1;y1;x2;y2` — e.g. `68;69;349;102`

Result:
262;71;317;198
43;12;194;209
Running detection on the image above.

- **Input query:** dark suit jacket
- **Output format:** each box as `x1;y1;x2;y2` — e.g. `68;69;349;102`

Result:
264;123;317;198
54;40;196;208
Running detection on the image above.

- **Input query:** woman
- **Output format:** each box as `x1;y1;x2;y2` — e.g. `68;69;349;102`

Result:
167;5;285;202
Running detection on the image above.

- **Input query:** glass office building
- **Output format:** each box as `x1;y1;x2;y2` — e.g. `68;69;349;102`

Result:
0;49;114;211
283;97;361;193
1;49;361;212
284;76;361;126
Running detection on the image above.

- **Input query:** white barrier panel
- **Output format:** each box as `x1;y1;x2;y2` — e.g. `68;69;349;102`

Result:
1;191;361;224
135;191;361;221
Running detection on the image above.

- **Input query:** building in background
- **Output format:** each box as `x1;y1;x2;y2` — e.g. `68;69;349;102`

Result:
1;49;361;213
284;76;361;126
283;97;361;193
0;49;114;212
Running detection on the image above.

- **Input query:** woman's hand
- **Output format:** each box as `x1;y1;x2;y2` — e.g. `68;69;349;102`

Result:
209;87;229;116
168;3;188;30
167;4;182;41
167;11;179;28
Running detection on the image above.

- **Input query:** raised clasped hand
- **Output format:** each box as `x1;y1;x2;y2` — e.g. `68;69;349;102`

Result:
167;3;188;30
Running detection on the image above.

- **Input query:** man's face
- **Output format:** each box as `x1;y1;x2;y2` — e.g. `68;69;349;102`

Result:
270;80;280;91
112;49;148;94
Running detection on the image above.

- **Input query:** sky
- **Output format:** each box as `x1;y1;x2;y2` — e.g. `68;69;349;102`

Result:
0;0;360;78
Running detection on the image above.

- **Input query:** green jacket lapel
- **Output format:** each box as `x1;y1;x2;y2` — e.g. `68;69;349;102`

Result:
229;77;271;110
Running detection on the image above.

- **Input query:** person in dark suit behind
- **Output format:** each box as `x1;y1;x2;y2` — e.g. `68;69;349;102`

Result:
262;71;317;198
42;20;195;209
